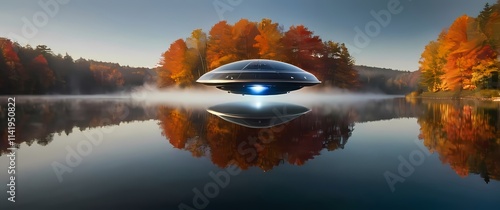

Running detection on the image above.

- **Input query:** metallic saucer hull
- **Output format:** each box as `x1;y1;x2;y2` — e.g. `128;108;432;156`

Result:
196;59;321;95
207;101;310;128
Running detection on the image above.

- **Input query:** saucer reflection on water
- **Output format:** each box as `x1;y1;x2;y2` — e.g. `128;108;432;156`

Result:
207;101;310;128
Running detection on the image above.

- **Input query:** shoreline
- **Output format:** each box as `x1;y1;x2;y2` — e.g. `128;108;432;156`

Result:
406;90;500;101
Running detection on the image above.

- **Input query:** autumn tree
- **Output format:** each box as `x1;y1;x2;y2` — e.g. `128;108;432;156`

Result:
440;15;475;90
206;21;237;69
27;54;56;93
186;29;208;78
15;45;56;94
282;25;324;77
321;41;360;89
438;15;497;90
158;39;194;87
478;2;500;88
0;38;27;94
233;19;260;60
419;31;447;92
471;46;498;88
89;62;125;91
158;18;362;89
420;1;500;92
253;18;285;60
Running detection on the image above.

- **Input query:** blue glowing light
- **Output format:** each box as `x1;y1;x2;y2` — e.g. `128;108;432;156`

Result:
248;85;268;93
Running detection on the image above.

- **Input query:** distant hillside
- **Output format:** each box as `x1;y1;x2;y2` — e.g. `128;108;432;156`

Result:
0;38;156;95
355;65;420;95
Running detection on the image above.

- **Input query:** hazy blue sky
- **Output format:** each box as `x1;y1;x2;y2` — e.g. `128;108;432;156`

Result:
0;0;496;70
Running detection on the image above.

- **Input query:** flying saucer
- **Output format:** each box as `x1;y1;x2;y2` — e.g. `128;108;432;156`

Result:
207;101;310;128
196;59;321;95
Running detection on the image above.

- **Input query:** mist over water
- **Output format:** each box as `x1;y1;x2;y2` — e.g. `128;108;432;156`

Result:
127;85;400;108
6;86;401;112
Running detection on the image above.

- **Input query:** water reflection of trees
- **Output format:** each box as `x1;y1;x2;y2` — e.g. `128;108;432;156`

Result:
417;101;500;182
0;99;156;155
1;97;420;169
157;106;355;171
6;98;499;178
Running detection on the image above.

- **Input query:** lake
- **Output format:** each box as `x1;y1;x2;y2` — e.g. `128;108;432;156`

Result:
1;93;500;210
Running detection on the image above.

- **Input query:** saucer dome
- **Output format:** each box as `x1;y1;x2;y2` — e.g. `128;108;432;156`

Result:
196;59;321;95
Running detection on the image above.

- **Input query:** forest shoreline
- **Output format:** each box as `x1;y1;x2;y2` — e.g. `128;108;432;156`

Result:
406;90;500;101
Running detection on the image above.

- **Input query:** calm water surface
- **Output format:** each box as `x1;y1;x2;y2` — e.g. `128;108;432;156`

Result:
1;96;499;210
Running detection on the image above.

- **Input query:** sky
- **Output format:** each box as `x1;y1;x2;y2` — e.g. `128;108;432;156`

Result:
0;0;497;71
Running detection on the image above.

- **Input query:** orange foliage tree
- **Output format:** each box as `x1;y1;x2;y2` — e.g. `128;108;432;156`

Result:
158;39;194;87
0;38;28;93
206;21;238;69
157;18;359;90
232;19;260;60
441;16;483;90
27;54;56;93
282;25;324;78
253;18;285;60
419;2;500;91
89;62;125;90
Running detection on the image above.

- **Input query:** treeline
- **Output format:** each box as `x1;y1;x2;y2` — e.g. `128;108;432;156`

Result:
355;65;420;94
0;38;156;94
157;18;360;89
419;2;500;92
